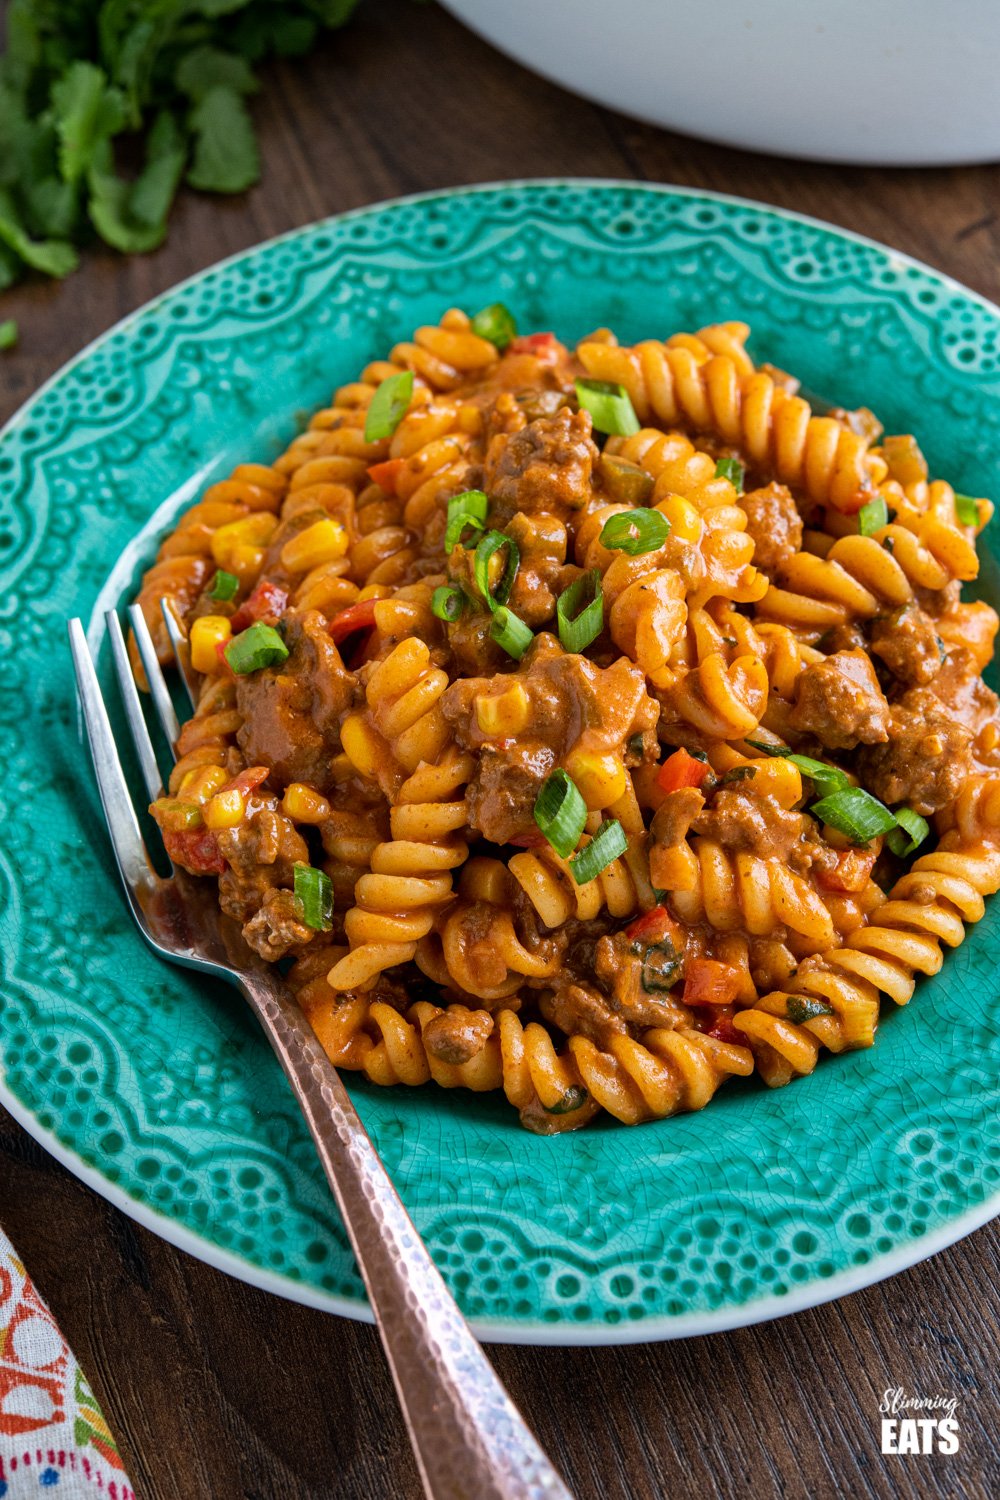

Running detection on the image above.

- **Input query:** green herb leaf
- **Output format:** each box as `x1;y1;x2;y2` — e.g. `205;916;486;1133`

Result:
714;456;744;491
187;86;259;194
51;62;125;186
88;114;186;253
544;1084;590;1115
0;319;17;351
0;192;77;277
177;47;259;102
786;996;835;1024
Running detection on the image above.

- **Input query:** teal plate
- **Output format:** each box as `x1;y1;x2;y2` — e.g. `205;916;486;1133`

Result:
3;181;1000;1344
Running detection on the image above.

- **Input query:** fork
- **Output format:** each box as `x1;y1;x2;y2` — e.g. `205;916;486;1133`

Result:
68;603;573;1500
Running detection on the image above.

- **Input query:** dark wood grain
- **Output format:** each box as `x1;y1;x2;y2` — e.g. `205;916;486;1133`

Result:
1;2;999;1496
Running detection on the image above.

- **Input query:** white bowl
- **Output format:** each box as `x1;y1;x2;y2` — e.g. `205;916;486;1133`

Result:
441;0;1000;166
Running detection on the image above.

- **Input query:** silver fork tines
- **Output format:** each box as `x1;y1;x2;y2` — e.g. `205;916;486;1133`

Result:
160;596;199;711
105;611;163;803
68;619;154;907
128;602;180;751
67;609;572;1500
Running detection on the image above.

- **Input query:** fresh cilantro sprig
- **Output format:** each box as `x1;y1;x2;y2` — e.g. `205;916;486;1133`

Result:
0;1;358;297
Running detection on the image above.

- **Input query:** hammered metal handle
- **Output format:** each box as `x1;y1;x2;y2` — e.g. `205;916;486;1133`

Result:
240;969;573;1500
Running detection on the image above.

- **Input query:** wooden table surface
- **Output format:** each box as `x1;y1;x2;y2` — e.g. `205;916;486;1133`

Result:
2;3;999;1496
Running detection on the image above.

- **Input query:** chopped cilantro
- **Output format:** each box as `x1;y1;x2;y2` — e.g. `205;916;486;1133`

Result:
0;1;359;317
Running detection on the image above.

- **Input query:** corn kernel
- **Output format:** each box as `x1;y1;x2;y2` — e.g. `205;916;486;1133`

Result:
658;495;702;542
475;682;530;737
178;764;229;803
282;782;332;824
211;512;278;574
190;615;232;674
203;787;246;829
341;712;382;779
280;518;348;573
565;749;628;811
754;758;802;810
357;583;393;602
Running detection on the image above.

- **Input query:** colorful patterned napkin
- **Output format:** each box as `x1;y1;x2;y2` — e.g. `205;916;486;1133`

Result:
0;1224;134;1499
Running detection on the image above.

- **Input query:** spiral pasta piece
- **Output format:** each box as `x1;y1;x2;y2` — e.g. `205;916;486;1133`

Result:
735;843;1000;1084
668;838;841;950
580;343;879;512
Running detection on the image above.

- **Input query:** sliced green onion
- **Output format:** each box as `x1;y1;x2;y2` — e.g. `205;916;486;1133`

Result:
445;489;489;551
809;786;897;845
471;302;517;350
786;996;835;1024
858;496;888;536
294;863;333;931
599;508;670;556
886;806;931;858
745;739;850;796
575;378;640;437
714;457;744;491
569;818;629;885
364;370;414;442
209;569;239;602
533;770;588;858
544;1084;590;1115
474;530;520;611
224;622;289;674
0;320;18;351
431;585;465;623
955;493;980;526
556;569;604;653
490;606;533;660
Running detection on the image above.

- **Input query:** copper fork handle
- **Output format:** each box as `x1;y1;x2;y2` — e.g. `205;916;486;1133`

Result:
241;970;573;1500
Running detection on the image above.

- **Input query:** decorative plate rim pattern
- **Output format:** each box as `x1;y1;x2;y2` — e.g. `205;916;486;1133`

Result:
2;178;999;1345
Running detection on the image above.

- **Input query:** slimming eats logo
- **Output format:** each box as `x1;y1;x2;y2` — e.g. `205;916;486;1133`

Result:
880;1387;960;1454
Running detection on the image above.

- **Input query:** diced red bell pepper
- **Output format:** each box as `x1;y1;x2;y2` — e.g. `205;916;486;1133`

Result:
683;957;741;1007
221;765;270;799
163;826;226;875
816;846;878;894
657;748;710;794
230;579;288;633
706;1015;743;1047
511;332;556;352
215;640;234;677
366;458;405;495
329;598;379;644
624;904;683;948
